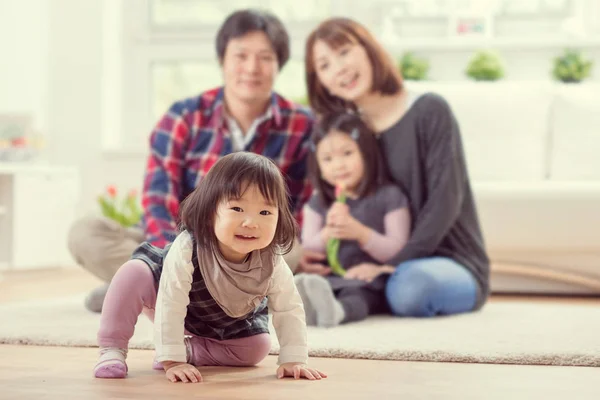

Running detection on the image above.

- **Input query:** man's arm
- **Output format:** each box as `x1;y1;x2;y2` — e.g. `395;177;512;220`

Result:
141;105;190;248
285;114;314;229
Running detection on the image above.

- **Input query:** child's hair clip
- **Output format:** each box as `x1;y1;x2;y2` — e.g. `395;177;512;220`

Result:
350;128;359;141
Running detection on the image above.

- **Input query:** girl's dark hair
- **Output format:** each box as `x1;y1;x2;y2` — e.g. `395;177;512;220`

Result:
180;152;297;255
308;112;390;206
216;9;290;69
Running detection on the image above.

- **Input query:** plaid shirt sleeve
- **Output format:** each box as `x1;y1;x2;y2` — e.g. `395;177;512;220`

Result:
285;115;314;229
141;105;190;248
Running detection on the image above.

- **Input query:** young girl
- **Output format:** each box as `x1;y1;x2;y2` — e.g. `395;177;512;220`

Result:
296;111;411;327
94;152;326;383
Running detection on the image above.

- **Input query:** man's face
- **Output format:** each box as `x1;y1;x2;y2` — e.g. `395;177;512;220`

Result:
221;31;279;104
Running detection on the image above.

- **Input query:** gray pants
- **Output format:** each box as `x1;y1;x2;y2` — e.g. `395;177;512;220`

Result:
68;216;302;284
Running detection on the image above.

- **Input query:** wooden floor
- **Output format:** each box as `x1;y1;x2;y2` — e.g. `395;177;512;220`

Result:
0;268;598;400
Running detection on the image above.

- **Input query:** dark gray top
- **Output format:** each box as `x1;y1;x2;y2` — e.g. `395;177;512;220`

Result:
308;184;408;292
308;184;408;269
378;92;490;309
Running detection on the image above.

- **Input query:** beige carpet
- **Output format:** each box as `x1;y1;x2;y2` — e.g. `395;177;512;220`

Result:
1;295;599;367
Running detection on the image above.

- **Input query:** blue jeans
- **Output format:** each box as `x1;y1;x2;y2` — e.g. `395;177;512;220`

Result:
385;257;478;317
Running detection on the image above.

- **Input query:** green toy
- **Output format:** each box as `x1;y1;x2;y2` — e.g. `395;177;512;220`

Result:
326;185;347;277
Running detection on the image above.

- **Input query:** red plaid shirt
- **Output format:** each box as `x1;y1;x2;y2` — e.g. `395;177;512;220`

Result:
141;87;315;248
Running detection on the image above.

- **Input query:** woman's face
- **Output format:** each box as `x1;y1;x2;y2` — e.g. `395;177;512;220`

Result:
312;39;373;102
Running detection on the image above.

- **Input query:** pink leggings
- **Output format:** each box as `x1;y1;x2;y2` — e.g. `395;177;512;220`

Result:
97;260;271;367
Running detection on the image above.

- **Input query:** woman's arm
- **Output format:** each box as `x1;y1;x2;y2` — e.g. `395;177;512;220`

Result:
388;95;467;265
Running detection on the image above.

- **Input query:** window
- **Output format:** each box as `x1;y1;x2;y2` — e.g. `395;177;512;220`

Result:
112;0;598;152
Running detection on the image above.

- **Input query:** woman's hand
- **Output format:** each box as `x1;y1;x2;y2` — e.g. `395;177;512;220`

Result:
276;362;328;380
344;263;394;282
163;361;203;383
296;249;331;276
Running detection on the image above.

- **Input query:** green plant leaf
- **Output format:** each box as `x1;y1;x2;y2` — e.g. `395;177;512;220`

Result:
552;49;593;82
466;50;505;81
399;52;430;81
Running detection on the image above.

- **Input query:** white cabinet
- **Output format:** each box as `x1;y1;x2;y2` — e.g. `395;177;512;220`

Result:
0;164;80;270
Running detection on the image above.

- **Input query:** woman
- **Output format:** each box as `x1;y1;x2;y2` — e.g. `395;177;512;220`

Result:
300;17;490;317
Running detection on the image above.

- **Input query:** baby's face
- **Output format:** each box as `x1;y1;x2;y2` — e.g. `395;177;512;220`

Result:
214;184;278;263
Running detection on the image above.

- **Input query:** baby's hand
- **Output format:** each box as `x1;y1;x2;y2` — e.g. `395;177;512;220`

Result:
163;362;203;383
276;362;327;380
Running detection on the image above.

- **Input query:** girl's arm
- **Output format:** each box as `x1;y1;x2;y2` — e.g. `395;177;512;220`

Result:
360;207;411;263
267;256;308;365
301;205;328;252
154;232;194;364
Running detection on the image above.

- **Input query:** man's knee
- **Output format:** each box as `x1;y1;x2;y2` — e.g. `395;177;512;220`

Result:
68;216;115;263
67;216;133;282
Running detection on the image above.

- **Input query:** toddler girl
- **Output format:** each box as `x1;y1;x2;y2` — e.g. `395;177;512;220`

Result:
94;152;326;382
297;112;411;327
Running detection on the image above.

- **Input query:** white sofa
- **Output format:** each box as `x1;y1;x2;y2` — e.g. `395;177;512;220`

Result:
406;81;600;295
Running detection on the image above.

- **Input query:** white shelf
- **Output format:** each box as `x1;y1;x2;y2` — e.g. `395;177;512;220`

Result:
0;162;75;175
0;166;80;270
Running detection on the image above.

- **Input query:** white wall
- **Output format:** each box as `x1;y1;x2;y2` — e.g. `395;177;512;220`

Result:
4;0;600;219
47;0;146;216
0;0;145;218
0;0;49;134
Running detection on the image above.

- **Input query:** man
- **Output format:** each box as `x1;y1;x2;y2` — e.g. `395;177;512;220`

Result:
68;9;327;313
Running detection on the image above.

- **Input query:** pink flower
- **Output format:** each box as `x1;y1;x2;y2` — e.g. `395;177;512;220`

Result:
11;137;27;147
106;185;117;198
335;184;344;198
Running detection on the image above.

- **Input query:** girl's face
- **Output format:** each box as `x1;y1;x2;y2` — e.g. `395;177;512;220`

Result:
315;130;365;195
214;184;279;263
312;39;373;103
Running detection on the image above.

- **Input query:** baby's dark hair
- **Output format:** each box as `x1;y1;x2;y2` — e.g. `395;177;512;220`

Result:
179;152;297;255
308;111;390;206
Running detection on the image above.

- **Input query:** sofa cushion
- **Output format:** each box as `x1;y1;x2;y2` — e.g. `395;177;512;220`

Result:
549;84;600;180
407;82;553;182
474;181;600;251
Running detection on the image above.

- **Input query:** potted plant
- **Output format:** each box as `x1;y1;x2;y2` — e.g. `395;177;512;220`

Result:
465;50;505;81
97;185;143;227
398;52;430;81
552;49;593;83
